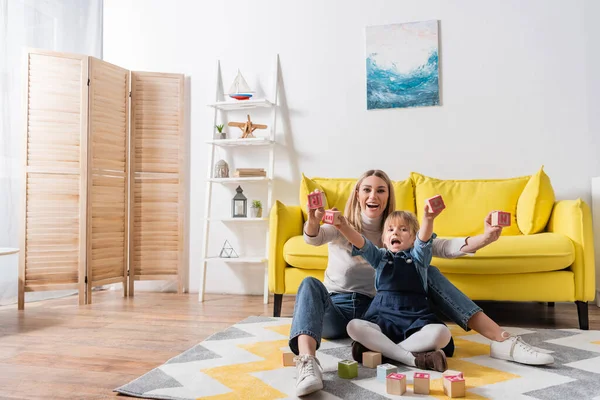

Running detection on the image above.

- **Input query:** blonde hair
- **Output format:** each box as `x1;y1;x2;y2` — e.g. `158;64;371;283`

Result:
344;169;396;233
382;211;420;246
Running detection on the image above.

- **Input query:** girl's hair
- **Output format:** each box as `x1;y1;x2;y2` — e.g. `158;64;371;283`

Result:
344;169;396;233
382;211;420;246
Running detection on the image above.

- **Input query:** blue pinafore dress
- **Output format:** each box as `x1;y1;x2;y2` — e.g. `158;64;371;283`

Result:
362;251;444;344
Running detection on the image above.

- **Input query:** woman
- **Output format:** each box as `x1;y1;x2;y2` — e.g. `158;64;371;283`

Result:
291;170;553;397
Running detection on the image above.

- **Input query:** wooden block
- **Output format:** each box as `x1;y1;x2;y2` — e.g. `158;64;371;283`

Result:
386;373;406;395
282;352;295;367
362;351;382;368
491;211;511;227
338;360;358;379
322;210;341;225
443;375;466;398
426;194;446;213
307;192;325;209
413;372;430;395
377;363;397;382
442;369;464;379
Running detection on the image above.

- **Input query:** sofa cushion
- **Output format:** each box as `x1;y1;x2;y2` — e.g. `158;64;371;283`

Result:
517;166;555;234
411;172;529;236
433;233;574;274
283;233;574;275
283;235;328;270
299;174;415;221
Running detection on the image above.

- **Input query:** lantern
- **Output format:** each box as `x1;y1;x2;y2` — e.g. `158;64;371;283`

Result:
232;185;247;218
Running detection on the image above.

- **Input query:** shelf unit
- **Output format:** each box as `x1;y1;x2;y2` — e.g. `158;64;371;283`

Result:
200;56;280;304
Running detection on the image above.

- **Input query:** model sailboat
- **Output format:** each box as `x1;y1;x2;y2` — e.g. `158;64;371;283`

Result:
227;70;254;100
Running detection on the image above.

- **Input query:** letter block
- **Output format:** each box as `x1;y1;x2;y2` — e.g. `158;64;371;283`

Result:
308;192;325;209
442;370;464;379
386;373;406;395
338;360;358;379
443;375;466;398
413;372;430;395
322;210;341;225
491;211;511;227
362;351;382;368
377;363;397;382
426;194;446;213
282;351;295;367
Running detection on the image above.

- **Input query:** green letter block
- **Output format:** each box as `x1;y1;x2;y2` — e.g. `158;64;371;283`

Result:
338;360;358;379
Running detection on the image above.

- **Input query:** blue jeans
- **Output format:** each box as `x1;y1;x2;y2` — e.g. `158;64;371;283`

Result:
427;265;482;331
288;277;372;354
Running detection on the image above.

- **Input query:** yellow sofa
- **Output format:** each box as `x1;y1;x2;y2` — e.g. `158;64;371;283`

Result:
268;169;596;329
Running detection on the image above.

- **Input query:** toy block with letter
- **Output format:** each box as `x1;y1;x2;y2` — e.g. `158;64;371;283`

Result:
362;351;382;368
426;194;446;213
442;370;464;379
322;210;341;225
386;373;406;395
307;191;325;209
443;375;466;398
491;211;511;227
413;372;430;395
282;351;295;367
338;360;358;379
377;363;397;382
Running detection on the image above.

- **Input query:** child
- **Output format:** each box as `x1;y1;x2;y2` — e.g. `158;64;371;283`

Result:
333;203;451;372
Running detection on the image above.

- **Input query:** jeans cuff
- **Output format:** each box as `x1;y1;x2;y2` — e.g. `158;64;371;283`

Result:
461;306;483;331
289;330;321;355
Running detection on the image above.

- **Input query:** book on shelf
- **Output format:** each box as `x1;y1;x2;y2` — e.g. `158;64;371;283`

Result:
234;168;267;177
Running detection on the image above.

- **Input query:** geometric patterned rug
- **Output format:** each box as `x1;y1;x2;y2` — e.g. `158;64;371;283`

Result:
114;317;600;399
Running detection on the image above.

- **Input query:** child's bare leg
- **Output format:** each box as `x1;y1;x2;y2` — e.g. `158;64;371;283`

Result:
346;319;416;366
468;311;510;341
399;324;452;353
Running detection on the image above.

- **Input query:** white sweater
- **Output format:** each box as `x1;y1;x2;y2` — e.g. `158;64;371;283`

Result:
303;214;470;297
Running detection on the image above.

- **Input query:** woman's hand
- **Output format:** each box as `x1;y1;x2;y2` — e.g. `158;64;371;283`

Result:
307;190;325;224
482;211;503;244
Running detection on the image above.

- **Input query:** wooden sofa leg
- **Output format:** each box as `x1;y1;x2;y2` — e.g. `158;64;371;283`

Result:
273;294;283;317
548;302;555;307
575;301;589;330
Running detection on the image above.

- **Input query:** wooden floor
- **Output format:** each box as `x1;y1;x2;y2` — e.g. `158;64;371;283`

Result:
0;291;598;399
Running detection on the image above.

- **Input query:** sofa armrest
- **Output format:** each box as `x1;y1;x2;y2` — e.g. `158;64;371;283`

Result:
546;199;596;301
269;201;304;294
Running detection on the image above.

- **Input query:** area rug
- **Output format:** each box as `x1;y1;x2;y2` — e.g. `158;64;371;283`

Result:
115;316;600;399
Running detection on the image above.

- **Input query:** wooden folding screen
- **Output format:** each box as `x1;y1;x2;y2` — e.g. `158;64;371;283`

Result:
19;50;89;309
86;58;130;303
19;50;185;309
129;72;185;295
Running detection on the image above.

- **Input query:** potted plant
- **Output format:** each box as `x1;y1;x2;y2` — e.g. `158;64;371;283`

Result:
215;124;226;139
250;200;262;218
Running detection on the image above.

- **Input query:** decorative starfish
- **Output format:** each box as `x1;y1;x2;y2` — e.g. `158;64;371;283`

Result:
228;115;267;138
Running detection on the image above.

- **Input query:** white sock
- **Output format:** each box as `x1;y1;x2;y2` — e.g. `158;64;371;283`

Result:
399;324;452;353
347;319;416;366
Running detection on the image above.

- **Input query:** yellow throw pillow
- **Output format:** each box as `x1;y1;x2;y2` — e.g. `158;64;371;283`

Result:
411;172;530;236
516;166;555;234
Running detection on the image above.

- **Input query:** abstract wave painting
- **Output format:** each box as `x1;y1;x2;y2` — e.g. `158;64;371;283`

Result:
366;20;440;110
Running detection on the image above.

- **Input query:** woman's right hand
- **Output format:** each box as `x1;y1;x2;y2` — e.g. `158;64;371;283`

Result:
307;190;326;223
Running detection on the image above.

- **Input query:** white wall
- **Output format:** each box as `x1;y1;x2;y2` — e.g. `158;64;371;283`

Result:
103;0;598;295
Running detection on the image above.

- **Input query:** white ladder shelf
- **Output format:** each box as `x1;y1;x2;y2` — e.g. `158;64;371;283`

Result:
199;55;280;304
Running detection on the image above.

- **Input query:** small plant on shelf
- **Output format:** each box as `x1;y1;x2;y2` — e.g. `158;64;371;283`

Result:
215;124;226;139
250;200;263;218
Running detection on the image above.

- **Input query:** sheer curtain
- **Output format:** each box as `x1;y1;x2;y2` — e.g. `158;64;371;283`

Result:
0;0;102;305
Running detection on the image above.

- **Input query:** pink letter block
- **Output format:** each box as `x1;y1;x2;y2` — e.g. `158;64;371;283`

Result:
322;210;341;225
386;373;406;395
413;372;430;395
443;375;466;398
427;195;446;213
307;192;325;209
491;211;511;227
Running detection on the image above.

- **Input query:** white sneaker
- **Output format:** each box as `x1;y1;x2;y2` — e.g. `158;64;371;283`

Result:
295;354;324;397
490;336;554;365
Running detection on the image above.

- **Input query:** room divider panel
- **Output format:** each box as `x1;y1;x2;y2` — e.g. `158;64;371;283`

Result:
19;49;185;309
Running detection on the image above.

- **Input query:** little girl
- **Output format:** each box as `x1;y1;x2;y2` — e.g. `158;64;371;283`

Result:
333;203;451;372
